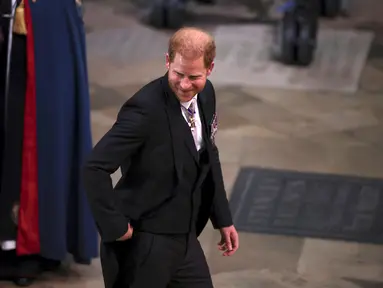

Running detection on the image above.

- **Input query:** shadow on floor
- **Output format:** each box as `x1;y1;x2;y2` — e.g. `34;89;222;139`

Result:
344;278;383;288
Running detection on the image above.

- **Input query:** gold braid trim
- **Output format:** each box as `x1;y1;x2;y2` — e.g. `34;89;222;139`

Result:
13;0;27;35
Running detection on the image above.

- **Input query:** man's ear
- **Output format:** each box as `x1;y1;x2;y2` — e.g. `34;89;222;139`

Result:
206;61;214;76
165;53;170;70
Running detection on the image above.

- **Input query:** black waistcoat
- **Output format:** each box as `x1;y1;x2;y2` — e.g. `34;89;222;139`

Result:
135;100;210;234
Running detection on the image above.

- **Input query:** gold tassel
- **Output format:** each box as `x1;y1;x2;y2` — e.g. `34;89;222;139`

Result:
13;0;27;35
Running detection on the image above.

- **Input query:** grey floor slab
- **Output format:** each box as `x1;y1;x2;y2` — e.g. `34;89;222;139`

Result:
210;25;374;92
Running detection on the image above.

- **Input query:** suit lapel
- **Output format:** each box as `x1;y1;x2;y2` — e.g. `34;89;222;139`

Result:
193;92;212;191
161;76;198;179
162;76;183;181
197;97;208;142
197;88;213;151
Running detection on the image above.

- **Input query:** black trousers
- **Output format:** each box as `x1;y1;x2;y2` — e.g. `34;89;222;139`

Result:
100;232;213;288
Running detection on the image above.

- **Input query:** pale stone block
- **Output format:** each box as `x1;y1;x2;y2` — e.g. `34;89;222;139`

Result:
297;238;383;282
210;25;373;93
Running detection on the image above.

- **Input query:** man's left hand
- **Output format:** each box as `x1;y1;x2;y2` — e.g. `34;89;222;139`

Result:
218;225;239;256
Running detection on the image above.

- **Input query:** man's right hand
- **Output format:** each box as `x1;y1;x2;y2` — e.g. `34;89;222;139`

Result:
116;223;133;241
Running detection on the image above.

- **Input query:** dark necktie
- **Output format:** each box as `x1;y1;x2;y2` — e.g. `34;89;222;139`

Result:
182;100;198;149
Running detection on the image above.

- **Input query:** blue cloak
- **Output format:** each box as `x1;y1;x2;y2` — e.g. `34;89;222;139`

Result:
30;0;98;262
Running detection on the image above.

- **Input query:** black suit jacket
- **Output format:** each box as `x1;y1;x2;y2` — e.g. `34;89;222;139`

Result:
83;74;233;242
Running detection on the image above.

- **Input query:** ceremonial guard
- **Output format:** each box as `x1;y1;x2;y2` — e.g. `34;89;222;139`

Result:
0;0;98;285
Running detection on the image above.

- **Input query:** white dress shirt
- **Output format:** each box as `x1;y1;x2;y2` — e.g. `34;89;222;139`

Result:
180;95;203;151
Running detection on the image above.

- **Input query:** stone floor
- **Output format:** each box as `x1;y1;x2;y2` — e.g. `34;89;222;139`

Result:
2;0;383;287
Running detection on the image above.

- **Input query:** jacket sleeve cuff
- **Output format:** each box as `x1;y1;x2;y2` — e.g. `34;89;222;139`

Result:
98;217;130;243
210;213;233;229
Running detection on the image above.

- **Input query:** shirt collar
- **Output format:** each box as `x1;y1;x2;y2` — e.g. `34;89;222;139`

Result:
180;94;198;109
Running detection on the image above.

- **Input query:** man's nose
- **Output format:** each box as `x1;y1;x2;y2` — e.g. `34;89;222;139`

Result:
180;78;191;90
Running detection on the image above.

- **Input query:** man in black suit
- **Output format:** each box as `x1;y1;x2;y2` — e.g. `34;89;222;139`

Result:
83;27;239;288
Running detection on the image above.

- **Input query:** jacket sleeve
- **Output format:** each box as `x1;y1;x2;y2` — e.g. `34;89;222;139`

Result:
82;96;150;242
208;82;234;229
